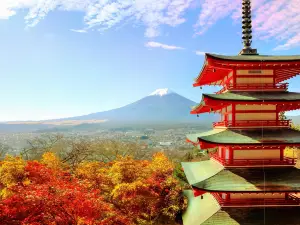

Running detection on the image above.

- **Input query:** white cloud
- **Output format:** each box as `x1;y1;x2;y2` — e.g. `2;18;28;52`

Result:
145;41;184;50
195;51;205;55
0;0;193;37
274;33;300;51
195;0;300;50
70;29;87;33
1;0;300;50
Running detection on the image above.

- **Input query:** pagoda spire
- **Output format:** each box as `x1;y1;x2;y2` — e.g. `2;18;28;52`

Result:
239;0;258;55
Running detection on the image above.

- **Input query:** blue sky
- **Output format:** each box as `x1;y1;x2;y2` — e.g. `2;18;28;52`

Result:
1;0;300;121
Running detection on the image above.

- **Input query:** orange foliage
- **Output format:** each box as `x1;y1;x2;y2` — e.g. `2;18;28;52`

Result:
0;152;185;225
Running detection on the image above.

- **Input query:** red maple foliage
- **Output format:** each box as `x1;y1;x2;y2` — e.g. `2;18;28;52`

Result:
0;161;130;225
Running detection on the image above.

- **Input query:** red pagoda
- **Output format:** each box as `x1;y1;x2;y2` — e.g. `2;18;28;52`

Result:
182;1;300;224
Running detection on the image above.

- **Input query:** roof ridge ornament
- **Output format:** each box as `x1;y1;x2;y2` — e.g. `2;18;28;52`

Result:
239;0;258;55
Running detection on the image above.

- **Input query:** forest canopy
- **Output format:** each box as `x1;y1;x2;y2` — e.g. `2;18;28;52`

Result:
0;136;188;225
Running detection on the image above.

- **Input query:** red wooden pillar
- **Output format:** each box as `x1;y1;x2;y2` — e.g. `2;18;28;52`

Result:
222;147;226;160
226;193;231;202
229;147;234;164
285;193;289;200
224;105;228;123
276;105;279;126
233;69;237;88
232;103;236;127
280;146;284;161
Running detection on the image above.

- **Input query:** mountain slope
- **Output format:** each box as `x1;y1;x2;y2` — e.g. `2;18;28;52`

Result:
70;93;195;121
1;89;217;132
68;89;213;122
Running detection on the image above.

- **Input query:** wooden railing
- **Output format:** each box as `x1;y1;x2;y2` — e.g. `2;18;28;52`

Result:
216;83;288;94
211;154;296;166
213;120;291;128
211;193;300;206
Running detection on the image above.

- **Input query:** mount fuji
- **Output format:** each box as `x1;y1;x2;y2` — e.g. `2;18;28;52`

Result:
0;89;217;132
62;88;216;123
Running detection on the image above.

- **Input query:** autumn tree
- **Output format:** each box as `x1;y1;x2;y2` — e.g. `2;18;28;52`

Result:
76;152;186;224
0;153;130;225
1;138;187;224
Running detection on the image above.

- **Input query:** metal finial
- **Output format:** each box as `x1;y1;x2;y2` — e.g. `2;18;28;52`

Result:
239;0;258;55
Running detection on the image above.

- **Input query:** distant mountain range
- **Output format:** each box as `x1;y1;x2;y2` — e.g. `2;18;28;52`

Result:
0;88;217;132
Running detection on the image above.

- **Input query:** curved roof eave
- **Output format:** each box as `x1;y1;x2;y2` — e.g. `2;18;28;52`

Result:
207;53;300;62
193;53;209;86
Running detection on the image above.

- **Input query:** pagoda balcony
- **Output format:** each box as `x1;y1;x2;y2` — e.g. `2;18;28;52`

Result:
211;153;296;167
211;193;300;207
213;120;291;129
216;83;288;94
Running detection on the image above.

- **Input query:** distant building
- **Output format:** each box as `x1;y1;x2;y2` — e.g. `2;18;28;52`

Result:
140;135;149;140
159;141;172;146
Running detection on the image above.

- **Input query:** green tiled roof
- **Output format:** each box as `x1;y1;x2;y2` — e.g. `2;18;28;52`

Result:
203;91;300;102
198;167;300;191
183;160;300;192
187;128;300;145
182;190;220;225
181;160;224;185
203;207;300;225
208;53;300;61
182;189;300;225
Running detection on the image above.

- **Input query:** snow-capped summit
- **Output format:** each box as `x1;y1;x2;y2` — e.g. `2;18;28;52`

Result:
149;88;174;97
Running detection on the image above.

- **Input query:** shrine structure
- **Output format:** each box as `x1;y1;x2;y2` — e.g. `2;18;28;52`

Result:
182;0;300;224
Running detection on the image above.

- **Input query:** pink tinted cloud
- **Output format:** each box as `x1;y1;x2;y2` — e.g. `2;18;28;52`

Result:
196;0;300;50
145;41;184;50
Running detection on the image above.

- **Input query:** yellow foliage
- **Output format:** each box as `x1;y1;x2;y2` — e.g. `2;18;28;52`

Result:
0;155;26;187
74;152;185;224
75;161;103;180
149;152;174;176
0;155;26;199
109;156;149;184
284;147;298;159
75;161;112;196
41;152;64;170
111;181;149;203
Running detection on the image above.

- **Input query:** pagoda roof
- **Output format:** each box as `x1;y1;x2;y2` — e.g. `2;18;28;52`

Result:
191;91;300;114
187;128;300;146
203;91;300;102
182;160;300;192
194;53;300;86
208;53;300;62
204;91;300;102
182;190;300;225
